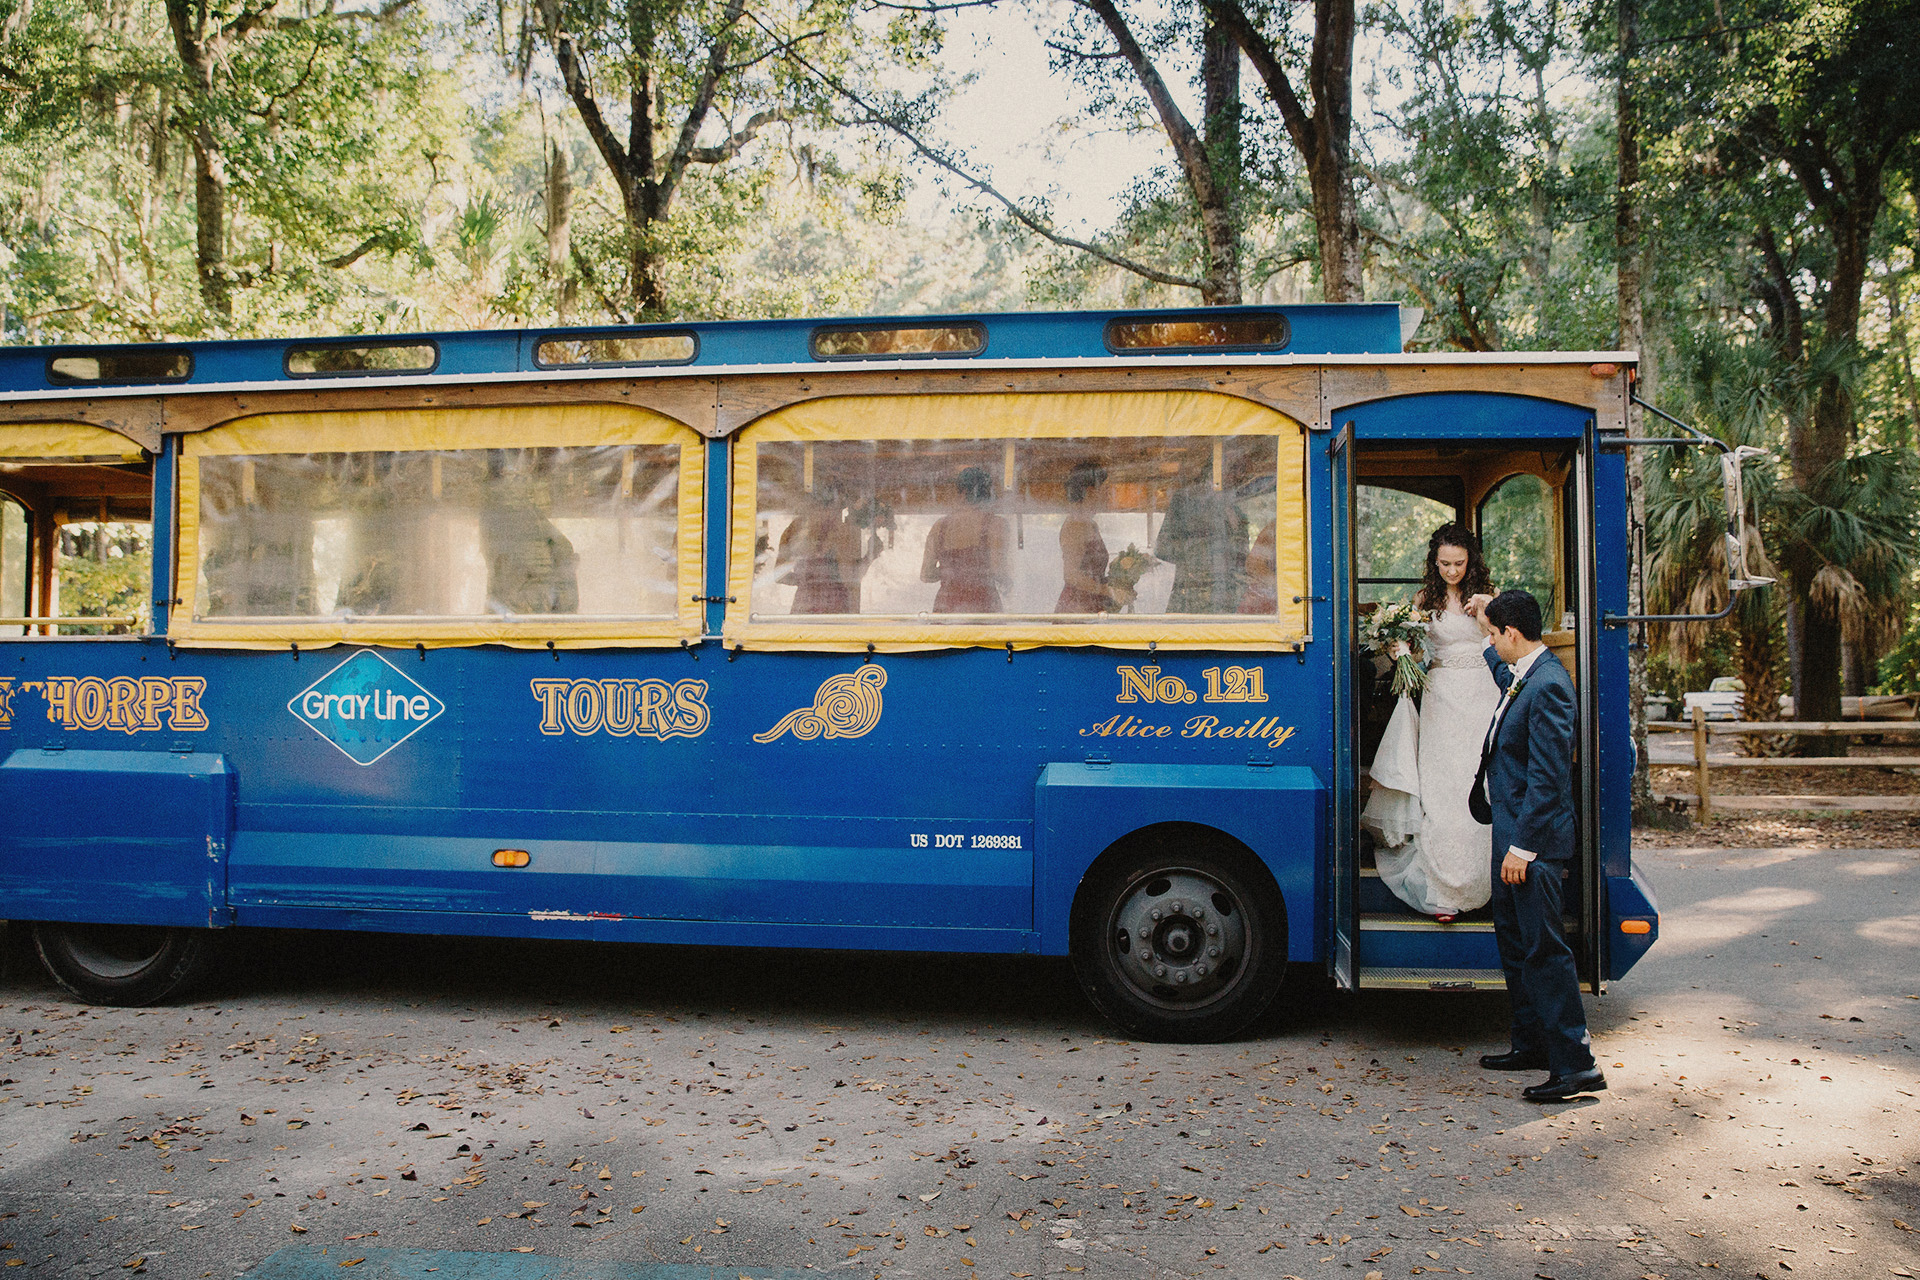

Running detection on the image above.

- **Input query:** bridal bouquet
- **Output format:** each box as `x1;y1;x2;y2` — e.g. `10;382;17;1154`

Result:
1360;600;1429;697
1105;544;1156;611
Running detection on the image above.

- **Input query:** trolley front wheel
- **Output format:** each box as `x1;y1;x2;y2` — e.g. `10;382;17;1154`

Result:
32;923;220;1006
1069;840;1287;1042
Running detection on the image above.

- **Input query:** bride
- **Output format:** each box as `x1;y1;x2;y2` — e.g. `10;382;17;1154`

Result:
1363;524;1501;921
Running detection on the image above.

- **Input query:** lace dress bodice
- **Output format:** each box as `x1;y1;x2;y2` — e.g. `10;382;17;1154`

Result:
1428;608;1489;669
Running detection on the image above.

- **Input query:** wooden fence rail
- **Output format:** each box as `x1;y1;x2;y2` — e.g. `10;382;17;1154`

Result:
1649;708;1920;820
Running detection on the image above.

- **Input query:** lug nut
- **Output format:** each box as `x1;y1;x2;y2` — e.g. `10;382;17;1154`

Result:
1173;972;1187;984
1207;946;1220;958
1192;907;1205;920
1195;963;1208;976
1169;900;1184;914
1138;949;1151;961
1149;908;1162;921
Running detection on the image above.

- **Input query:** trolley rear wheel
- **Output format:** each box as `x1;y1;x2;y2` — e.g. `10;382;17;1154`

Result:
32;923;220;1006
1069;839;1287;1042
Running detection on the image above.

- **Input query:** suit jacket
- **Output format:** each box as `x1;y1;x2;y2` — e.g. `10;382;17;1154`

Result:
1477;645;1578;862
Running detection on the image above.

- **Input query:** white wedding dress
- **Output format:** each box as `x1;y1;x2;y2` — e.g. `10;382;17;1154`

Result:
1361;608;1502;916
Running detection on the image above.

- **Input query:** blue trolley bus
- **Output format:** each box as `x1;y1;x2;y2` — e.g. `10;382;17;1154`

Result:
0;306;1750;1039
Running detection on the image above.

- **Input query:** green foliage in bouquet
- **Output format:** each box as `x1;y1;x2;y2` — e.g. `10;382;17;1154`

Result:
1360;601;1430;697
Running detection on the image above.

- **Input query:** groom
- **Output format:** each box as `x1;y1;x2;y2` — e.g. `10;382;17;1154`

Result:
1466;589;1606;1102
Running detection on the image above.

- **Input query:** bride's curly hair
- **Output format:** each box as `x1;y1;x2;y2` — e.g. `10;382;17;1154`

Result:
1415;523;1495;613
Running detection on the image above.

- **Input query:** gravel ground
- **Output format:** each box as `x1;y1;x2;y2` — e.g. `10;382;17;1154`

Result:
1;844;1916;1280
1634;808;1920;849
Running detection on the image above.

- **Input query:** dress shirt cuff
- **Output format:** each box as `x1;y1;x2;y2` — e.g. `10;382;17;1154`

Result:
1507;846;1538;863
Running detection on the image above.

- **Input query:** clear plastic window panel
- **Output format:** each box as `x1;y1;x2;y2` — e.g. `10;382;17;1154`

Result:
195;444;681;621
751;435;1282;621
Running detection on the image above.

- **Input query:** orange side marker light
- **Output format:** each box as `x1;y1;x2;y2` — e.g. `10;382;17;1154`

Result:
1620;919;1652;934
492;849;531;868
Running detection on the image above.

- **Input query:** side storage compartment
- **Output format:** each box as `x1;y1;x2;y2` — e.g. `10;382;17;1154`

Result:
0;748;235;928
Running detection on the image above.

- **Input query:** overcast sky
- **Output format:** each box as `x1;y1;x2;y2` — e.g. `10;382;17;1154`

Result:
904;2;1178;231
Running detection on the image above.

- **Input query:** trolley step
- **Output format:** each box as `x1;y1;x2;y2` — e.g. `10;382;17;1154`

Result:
1359;913;1494;933
1357;967;1505;991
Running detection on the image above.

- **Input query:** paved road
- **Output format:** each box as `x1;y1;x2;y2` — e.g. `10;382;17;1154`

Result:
2;845;1915;1280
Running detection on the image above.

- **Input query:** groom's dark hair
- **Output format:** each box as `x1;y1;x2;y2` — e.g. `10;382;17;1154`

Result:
1484;590;1544;641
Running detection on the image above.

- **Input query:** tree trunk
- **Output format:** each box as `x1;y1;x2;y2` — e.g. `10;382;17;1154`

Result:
1199;13;1242;305
1738;605;1785;756
1089;0;1241;304
1307;0;1360;301
1617;0;1660;822
1214;0;1360;302
189;131;230;317
1841;642;1866;698
164;0;231;318
544;141;572;274
626;190;662;317
1785;590;1804;713
1795;608;1845;750
1778;153;1882;740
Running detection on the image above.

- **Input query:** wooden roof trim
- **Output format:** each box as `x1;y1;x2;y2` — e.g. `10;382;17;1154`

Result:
0;359;1632;445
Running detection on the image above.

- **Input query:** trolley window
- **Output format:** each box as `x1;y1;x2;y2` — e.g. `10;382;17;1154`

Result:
725;390;1307;652
1104;314;1290;353
534;333;698;368
285;342;438;377
0;422;153;636
810;324;986;360
48;349;192;386
171;405;704;649
1478;472;1561;623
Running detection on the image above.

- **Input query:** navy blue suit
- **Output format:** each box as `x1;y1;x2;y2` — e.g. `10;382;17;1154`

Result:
1479;645;1594;1075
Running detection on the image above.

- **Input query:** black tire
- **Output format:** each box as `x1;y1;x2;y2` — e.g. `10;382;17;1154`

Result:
1069;836;1287;1042
32;922;220;1006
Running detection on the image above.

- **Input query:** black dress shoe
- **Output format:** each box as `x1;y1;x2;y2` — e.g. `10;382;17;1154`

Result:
1522;1068;1608;1102
1479;1049;1549;1071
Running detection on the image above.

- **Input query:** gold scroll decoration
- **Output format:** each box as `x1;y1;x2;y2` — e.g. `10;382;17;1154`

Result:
753;666;888;743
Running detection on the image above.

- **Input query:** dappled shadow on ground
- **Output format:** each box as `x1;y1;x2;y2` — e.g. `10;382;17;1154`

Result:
3;849;1916;1280
6;920;1524;1055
